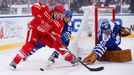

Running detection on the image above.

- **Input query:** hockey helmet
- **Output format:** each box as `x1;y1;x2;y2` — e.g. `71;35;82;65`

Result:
65;10;73;18
101;20;111;31
101;20;111;35
54;4;65;14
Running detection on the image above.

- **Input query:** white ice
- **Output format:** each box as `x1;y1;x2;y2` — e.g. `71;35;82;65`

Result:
0;38;134;75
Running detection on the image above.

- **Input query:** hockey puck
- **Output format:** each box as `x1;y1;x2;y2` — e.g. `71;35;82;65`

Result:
40;68;44;71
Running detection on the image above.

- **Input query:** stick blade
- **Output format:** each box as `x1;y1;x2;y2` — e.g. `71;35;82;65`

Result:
89;66;104;71
40;68;44;71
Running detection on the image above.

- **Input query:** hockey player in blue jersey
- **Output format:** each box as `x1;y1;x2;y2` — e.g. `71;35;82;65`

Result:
23;10;73;63
83;20;124;64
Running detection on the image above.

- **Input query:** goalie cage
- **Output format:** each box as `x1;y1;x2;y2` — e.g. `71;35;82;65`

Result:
69;6;115;57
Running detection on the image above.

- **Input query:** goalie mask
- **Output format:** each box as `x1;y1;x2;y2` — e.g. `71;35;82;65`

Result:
65;10;73;18
101;21;111;35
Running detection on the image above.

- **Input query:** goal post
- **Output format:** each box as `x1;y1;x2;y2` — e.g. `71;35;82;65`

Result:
95;6;115;45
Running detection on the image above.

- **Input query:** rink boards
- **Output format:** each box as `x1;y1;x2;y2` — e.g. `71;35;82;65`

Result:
0;14;134;50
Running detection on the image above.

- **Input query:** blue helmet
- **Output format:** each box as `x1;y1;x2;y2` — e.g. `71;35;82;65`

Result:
65;10;72;18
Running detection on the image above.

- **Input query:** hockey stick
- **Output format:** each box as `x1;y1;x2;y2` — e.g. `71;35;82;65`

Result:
78;60;104;71
59;42;104;72
40;50;104;71
67;50;104;71
39;33;104;71
39;46;104;71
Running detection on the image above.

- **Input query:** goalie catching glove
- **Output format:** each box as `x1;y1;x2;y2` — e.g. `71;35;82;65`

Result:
120;26;131;37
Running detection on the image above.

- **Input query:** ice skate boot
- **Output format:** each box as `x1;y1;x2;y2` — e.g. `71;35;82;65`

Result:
9;62;17;70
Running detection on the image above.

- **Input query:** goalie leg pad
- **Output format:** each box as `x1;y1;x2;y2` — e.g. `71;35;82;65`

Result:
97;49;132;62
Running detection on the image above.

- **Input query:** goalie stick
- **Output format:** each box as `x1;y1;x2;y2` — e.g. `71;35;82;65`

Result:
67;49;104;71
78;60;104;71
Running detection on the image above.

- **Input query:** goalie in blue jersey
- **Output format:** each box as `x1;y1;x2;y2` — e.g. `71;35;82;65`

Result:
83;20;132;64
23;10;73;63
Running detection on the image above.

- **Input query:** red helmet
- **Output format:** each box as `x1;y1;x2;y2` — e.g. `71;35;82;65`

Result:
54;4;65;13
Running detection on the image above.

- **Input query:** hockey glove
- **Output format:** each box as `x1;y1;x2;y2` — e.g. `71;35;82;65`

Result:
120;26;131;37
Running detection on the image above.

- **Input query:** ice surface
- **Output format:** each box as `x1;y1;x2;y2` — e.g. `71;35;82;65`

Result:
0;38;134;75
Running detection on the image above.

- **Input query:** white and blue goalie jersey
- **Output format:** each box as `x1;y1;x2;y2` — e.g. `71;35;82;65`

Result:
94;22;121;58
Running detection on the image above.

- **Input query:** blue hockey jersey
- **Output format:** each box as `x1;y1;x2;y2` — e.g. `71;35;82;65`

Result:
94;22;121;57
61;22;72;46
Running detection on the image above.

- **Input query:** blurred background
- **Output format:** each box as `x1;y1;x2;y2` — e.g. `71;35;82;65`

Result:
0;0;134;15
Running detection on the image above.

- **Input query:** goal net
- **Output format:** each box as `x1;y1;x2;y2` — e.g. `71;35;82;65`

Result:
68;6;115;57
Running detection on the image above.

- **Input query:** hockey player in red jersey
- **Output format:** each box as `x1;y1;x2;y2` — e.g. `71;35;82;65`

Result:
9;2;79;70
22;10;73;62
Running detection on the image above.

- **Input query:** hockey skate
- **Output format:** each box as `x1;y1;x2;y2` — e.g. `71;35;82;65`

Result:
45;55;57;69
9;62;17;70
48;55;56;63
70;57;82;66
48;51;59;63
